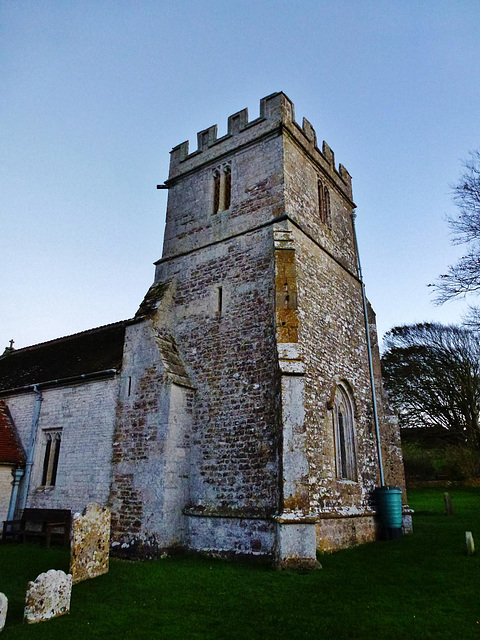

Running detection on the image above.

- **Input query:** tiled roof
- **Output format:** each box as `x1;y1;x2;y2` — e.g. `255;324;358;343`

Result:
0;400;25;465
0;321;128;392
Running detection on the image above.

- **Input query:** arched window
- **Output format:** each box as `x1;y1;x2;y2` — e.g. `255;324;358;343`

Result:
333;384;357;481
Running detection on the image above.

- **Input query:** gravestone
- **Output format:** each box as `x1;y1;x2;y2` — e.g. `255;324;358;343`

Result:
443;492;454;516
466;531;475;555
70;503;111;584
0;593;7;632
24;570;72;624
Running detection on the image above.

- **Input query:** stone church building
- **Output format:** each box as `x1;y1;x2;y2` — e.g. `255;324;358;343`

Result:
0;92;407;567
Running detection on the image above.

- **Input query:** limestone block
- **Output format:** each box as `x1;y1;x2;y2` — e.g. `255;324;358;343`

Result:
0;592;7;632
70;503;111;584
24;570;72;624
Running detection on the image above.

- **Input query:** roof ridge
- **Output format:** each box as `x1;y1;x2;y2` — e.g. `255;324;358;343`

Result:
2;319;131;356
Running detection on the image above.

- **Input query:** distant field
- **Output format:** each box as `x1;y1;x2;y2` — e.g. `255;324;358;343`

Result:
1;487;479;639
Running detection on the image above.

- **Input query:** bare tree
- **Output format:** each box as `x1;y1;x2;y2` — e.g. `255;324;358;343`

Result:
433;150;480;309
382;323;480;449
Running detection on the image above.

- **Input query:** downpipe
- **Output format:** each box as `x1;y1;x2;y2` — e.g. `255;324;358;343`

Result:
18;385;43;511
351;212;385;487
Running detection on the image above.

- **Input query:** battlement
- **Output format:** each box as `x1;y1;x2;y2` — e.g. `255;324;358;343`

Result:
168;92;352;199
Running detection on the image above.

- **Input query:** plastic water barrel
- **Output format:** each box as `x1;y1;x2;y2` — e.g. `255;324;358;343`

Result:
375;486;403;539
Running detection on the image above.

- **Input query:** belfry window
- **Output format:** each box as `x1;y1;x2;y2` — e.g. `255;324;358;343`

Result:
41;431;62;487
213;170;221;214
333;384;357;481
223;165;231;210
212;163;232;213
318;180;331;227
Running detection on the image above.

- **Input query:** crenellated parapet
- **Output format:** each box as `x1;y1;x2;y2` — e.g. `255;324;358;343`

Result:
168;92;353;200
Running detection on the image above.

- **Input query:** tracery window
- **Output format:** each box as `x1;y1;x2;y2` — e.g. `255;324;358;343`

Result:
41;430;62;487
333;384;357;481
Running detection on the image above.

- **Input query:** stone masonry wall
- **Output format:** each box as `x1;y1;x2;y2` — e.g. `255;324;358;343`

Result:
109;319;194;553
5;379;118;514
0;465;13;525
157;225;280;519
293;224;381;515
282;133;382;525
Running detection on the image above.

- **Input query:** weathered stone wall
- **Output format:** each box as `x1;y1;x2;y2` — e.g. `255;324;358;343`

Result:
315;515;377;552
0;465;13;526
162;228;280;515
293;223;380;513
281;134;383;544
283;134;356;275
4;378;118;513
109;221;281;557
109;319;194;554
187;516;275;557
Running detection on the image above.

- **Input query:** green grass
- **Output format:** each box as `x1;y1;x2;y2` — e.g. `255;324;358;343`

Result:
1;487;479;639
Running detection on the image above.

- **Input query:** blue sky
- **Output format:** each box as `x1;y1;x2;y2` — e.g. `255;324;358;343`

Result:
2;1;479;349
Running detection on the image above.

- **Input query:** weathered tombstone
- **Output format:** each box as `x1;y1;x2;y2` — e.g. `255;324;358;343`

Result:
24;570;72;624
443;492;454;516
466;531;475;555
70;503;111;584
0;593;7;632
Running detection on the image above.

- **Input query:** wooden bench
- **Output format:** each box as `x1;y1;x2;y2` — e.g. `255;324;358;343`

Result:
2;508;71;547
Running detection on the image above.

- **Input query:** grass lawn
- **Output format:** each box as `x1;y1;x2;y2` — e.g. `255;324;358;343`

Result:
1;487;479;639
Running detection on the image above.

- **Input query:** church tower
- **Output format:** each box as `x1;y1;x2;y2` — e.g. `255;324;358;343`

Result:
109;92;407;566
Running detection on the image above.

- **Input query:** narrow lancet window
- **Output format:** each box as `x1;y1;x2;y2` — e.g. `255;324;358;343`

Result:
318;180;325;224
213;170;221;213
223;166;231;210
333;384;357;481
324;186;331;228
212;164;232;213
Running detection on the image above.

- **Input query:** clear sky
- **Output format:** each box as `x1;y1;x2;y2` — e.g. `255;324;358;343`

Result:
2;0;479;350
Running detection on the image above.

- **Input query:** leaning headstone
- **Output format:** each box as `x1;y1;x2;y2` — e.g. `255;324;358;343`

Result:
443;492;454;516
466;531;475;556
24;570;72;624
0;593;7;632
70;503;111;584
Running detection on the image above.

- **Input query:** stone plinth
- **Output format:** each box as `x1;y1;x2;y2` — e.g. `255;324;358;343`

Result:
24;570;72;624
70;503;111;584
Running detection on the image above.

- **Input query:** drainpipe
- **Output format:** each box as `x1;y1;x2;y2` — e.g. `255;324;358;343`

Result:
6;467;25;521
351;212;385;487
18;385;43;511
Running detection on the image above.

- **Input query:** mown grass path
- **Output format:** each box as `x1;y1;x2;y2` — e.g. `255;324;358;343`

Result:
0;487;479;639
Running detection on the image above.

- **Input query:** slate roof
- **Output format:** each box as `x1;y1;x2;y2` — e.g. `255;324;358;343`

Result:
0;400;25;465
0;321;128;393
